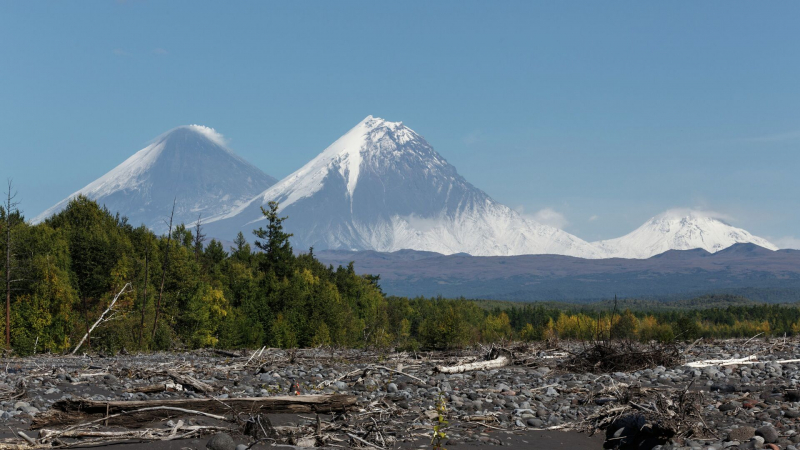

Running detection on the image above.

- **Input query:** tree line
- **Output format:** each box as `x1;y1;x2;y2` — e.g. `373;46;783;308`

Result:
2;188;799;355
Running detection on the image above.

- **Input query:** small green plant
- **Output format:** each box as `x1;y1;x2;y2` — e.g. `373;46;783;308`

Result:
431;392;449;449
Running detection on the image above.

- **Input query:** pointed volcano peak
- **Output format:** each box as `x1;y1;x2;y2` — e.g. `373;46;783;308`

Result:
329;115;420;158
359;115;401;130
150;124;238;157
33;125;276;231
248;116;445;210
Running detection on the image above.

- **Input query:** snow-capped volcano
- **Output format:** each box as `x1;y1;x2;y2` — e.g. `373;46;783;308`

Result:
34;125;276;233
593;210;778;259
207;116;602;257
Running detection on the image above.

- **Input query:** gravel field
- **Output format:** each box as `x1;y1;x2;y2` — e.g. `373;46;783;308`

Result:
0;339;798;449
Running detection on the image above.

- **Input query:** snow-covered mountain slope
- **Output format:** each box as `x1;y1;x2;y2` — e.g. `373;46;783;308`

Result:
34;125;276;233
206;116;602;258
593;210;778;259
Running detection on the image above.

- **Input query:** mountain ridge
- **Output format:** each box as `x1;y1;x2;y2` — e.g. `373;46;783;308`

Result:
315;243;800;301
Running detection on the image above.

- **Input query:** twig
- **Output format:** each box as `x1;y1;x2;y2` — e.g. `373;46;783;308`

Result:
346;432;384;449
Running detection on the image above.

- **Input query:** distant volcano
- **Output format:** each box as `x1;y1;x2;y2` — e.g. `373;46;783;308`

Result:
205;116;602;257
593;210;778;258
33;125;276;233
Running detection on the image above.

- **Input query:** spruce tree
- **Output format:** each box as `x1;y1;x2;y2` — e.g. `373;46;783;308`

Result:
253;201;294;278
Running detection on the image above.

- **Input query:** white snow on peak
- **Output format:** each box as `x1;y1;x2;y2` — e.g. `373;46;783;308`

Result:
593;209;778;259
227;115;424;219
33;138;166;223
318;115;420;198
32;125;275;229
35;125;224;222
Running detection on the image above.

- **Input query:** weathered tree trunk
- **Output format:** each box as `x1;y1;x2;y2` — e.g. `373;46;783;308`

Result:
164;369;214;393
32;395;358;429
4;180;18;349
72;283;131;355
4;198;9;349
139;244;148;347
152;199;175;341
436;355;510;374
193;214;205;263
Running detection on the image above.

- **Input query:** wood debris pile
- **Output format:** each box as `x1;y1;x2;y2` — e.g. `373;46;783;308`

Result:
579;380;714;448
562;340;681;373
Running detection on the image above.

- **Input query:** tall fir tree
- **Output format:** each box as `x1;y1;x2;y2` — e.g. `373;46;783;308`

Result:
253;201;294;279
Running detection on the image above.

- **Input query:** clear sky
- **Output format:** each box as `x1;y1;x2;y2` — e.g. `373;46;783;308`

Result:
1;1;799;247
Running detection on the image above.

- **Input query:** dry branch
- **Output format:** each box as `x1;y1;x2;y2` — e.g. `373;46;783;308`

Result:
71;283;132;355
32;395;358;429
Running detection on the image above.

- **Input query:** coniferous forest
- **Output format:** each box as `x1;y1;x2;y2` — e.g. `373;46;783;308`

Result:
2;194;800;356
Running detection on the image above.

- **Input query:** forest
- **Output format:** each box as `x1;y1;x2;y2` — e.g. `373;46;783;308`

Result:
2;194;800;356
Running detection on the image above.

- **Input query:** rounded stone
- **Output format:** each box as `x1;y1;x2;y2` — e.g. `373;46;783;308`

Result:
206;433;236;450
728;426;756;442
756;426;779;444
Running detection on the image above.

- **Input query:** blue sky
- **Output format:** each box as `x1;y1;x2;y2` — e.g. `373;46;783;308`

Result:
1;1;799;246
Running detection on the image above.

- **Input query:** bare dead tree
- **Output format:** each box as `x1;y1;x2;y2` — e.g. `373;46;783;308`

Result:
193;215;205;263
3;179;21;349
152;199;175;341
72;283;132;354
139;242;149;347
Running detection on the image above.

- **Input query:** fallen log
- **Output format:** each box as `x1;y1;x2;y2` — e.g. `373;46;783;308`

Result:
436;348;513;374
212;349;242;358
165;369;214;393
32;395;357;429
436;355;509;373
126;381;183;394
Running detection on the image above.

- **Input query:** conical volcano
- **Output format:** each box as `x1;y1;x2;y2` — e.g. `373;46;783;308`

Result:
34;125;276;233
207;116;601;257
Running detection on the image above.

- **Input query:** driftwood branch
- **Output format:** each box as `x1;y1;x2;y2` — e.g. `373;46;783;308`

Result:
32;395;358;429
165;369;214;393
71;283;132;355
436;355;510;373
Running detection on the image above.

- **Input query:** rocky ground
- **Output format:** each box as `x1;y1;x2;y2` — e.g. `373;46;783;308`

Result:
0;338;798;449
